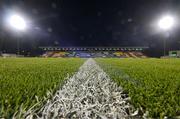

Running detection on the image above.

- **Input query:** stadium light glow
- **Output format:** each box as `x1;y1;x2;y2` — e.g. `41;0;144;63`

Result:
158;15;174;30
8;14;27;31
157;15;175;56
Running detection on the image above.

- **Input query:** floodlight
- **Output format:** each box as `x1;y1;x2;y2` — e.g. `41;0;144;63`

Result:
158;16;174;30
8;14;27;31
158;15;175;56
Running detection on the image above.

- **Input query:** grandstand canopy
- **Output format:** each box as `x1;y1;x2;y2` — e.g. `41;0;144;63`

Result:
40;46;148;51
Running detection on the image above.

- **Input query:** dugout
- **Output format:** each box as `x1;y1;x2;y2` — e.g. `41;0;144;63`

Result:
169;51;180;57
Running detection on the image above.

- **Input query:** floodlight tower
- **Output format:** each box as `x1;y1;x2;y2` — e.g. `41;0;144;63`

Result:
8;14;27;55
158;15;175;56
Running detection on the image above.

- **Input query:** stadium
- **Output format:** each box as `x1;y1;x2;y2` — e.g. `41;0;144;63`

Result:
0;1;180;119
40;46;148;58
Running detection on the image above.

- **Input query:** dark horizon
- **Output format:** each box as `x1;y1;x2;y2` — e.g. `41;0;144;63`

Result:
0;0;180;57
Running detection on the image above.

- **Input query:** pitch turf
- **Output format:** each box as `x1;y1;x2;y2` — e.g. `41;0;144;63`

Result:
96;58;180;118
0;58;180;118
0;58;85;118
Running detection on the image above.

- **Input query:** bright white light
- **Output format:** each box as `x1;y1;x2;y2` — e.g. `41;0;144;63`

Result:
8;14;26;31
158;16;174;30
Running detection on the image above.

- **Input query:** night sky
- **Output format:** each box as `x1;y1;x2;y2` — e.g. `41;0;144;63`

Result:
0;0;180;56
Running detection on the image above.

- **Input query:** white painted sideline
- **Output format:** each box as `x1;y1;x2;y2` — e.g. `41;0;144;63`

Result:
25;58;137;119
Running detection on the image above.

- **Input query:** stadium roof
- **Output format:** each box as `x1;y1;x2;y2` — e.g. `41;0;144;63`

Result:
40;46;148;51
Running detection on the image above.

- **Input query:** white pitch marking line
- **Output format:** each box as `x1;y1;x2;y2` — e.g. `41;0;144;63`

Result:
26;58;137;119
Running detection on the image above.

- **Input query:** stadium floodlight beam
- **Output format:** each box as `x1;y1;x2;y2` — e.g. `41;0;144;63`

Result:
7;14;27;55
8;14;27;31
158;15;175;56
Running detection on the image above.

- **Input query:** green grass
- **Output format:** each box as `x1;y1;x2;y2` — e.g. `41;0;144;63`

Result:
96;58;180;118
0;58;85;118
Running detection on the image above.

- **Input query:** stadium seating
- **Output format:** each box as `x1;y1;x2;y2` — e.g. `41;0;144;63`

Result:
42;51;147;58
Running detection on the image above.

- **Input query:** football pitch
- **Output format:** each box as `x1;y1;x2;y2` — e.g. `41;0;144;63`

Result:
0;58;179;118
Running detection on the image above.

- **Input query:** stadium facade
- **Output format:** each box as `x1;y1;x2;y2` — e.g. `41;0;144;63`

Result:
40;46;148;58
